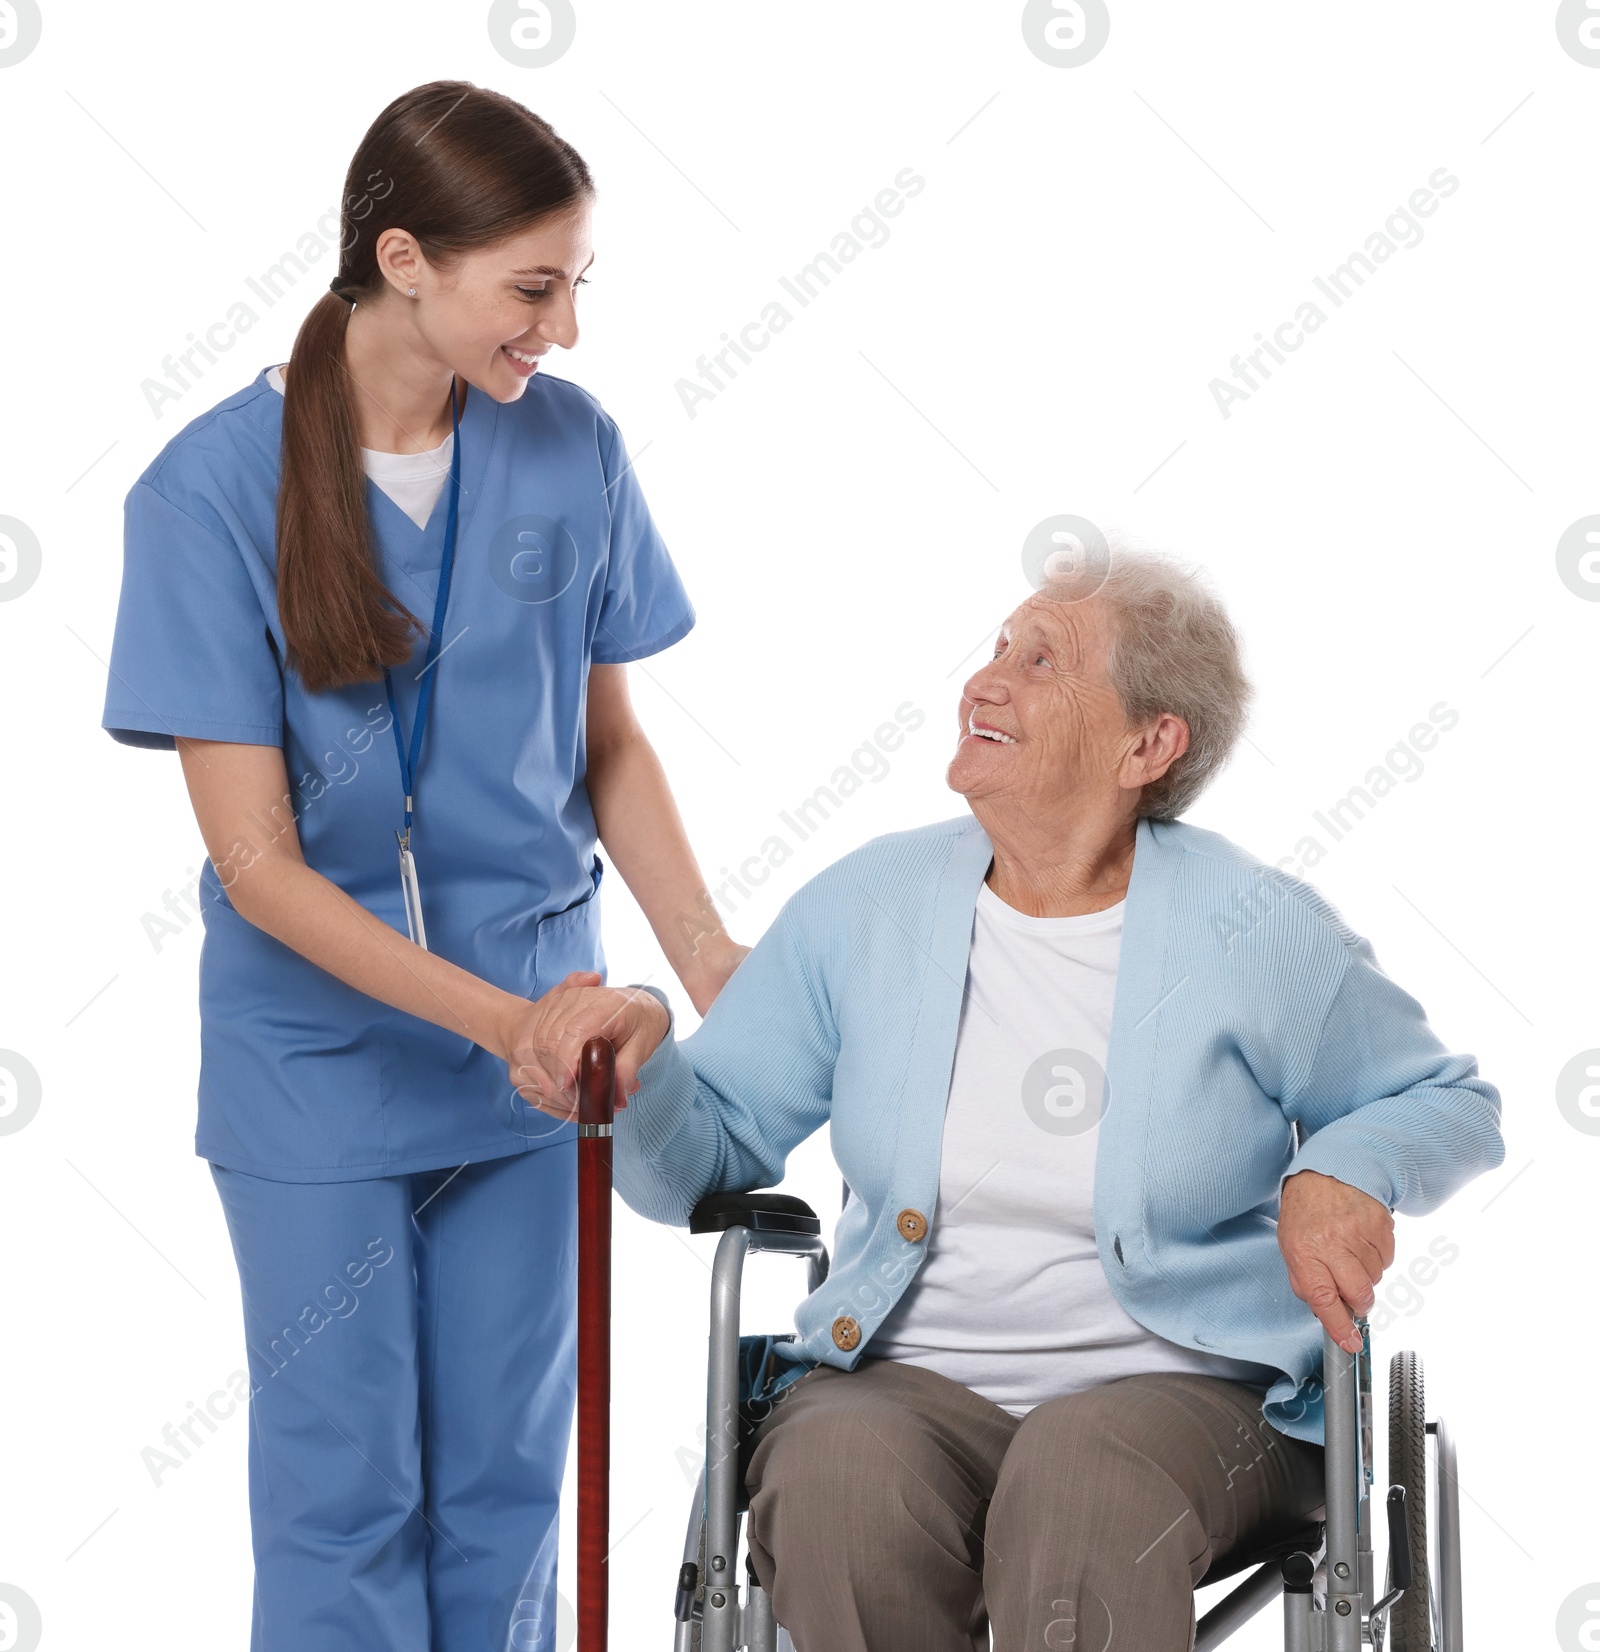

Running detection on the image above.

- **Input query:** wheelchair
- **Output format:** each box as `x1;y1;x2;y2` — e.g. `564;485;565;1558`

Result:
668;1191;1465;1652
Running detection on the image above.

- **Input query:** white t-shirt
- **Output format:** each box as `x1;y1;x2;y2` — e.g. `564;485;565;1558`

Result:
266;363;450;530
869;880;1277;1417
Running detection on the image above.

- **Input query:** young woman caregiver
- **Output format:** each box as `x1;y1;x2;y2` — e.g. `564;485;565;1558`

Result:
99;81;743;1652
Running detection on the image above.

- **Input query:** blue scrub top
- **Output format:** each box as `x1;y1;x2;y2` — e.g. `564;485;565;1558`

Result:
102;367;696;1182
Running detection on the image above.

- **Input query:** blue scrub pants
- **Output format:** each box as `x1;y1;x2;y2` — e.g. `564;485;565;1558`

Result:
210;1141;576;1652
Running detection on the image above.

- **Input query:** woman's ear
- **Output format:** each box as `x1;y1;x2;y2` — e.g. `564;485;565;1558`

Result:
1121;712;1190;789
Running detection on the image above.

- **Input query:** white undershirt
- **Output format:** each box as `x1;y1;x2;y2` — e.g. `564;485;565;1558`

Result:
266;363;450;530
869;880;1276;1417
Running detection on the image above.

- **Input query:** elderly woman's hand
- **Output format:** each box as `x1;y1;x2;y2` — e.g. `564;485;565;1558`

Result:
1277;1169;1396;1354
492;974;670;1120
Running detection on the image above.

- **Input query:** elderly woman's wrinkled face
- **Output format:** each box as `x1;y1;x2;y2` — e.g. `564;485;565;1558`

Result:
948;593;1136;811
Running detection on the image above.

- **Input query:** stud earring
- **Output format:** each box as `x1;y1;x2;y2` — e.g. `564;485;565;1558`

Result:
408;286;417;296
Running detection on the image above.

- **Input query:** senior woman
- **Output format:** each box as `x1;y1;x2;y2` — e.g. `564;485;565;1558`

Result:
517;543;1503;1651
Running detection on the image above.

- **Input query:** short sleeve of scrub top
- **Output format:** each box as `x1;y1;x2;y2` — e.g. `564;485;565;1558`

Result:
101;367;696;1182
104;480;286;749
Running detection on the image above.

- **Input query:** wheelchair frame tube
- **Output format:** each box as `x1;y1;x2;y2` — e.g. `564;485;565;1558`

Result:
703;1227;749;1652
1282;1586;1312;1652
702;1224;829;1652
1192;1562;1282;1651
1321;1328;1365;1652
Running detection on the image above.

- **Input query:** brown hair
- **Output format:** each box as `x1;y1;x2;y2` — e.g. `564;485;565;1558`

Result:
277;81;594;694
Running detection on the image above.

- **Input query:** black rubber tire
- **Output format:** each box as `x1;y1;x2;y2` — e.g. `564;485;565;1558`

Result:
1388;1350;1433;1652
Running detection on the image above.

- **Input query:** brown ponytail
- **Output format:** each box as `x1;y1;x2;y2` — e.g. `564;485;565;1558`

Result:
276;81;594;695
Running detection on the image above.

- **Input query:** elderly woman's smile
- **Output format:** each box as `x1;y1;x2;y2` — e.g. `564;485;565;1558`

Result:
947;583;1195;917
964;713;1017;744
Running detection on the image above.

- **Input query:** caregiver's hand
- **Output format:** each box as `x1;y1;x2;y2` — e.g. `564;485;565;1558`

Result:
1277;1168;1395;1354
493;972;670;1120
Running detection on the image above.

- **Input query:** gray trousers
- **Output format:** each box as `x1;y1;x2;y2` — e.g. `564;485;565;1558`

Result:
743;1357;1325;1652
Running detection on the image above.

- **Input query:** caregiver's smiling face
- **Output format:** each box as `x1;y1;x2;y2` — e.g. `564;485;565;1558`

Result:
948;591;1135;812
411;200;596;403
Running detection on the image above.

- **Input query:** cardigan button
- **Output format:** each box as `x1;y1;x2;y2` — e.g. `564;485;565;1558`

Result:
831;1315;862;1351
896;1208;928;1243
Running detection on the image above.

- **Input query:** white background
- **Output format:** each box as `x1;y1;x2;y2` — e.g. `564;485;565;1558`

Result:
1;3;1595;1648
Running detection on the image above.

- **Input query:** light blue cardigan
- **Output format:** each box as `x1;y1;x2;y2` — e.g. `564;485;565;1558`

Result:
616;813;1503;1444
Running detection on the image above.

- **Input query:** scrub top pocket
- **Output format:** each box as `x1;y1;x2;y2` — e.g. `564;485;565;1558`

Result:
532;859;607;998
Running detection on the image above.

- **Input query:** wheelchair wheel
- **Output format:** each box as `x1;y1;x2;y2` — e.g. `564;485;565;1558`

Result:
1388;1351;1432;1652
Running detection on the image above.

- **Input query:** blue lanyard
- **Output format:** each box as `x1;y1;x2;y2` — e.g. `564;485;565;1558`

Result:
384;375;462;842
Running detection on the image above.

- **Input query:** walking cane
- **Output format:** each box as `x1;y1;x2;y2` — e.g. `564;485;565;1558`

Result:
576;1035;616;1651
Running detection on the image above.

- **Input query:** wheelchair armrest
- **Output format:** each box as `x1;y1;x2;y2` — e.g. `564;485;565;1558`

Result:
689;1191;821;1236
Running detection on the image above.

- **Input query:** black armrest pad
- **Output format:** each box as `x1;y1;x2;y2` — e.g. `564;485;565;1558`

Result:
689;1192;821;1236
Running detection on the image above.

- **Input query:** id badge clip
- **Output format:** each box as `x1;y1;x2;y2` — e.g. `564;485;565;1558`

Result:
396;828;429;952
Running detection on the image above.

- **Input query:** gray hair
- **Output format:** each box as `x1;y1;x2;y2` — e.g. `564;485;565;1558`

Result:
1037;533;1252;820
